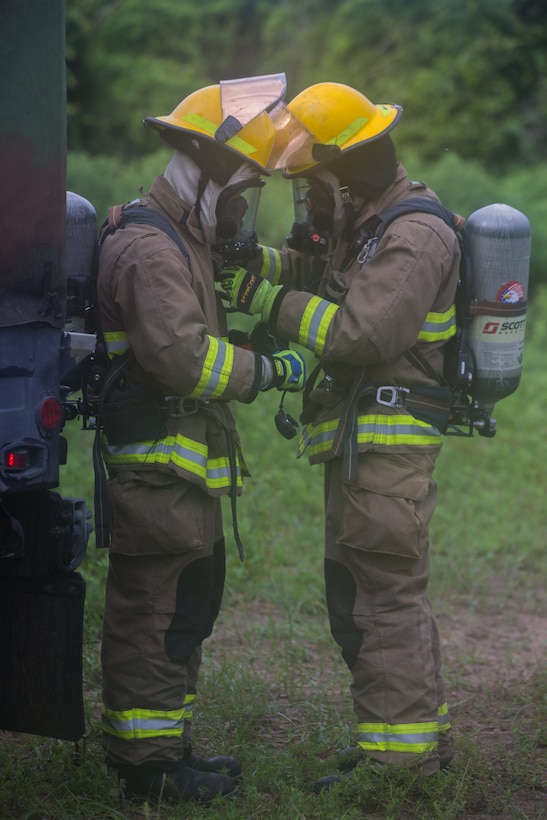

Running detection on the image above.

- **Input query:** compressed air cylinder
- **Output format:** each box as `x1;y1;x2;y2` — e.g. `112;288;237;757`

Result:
66;191;97;321
466;203;530;407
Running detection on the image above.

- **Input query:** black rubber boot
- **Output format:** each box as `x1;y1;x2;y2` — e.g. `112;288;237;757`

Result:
335;745;362;771
439;749;455;770
183;743;242;778
315;747;453;791
314;770;356;792
335;744;455;771
118;761;237;804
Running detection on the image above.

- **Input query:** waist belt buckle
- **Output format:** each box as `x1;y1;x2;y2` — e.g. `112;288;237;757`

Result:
165;396;199;418
376;385;409;408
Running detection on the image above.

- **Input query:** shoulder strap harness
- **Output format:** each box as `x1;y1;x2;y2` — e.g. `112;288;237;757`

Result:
332;197;468;481
93;202;245;559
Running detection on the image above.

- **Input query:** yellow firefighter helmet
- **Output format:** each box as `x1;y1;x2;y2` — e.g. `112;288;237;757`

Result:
283;82;402;177
145;81;280;174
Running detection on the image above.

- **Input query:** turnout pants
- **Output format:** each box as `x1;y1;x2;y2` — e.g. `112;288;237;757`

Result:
101;470;225;768
324;451;452;775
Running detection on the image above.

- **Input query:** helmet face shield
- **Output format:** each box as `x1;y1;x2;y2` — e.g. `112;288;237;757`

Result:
216;74;287;142
267;102;318;170
292;180;312;229
214;180;263;245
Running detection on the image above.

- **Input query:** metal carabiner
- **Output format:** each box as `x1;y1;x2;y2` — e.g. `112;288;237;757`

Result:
375;385;410;408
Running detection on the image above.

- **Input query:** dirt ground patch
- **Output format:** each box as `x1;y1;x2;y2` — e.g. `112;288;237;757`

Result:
208;597;547;818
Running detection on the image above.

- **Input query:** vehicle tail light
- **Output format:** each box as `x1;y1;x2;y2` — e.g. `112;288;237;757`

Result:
38;396;63;433
5;449;30;471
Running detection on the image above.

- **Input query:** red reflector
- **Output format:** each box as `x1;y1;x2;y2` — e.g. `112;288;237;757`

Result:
39;397;63;432
5;450;29;470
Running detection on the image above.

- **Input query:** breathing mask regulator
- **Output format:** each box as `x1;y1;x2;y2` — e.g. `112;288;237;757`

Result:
288;178;333;245
212;178;264;268
285;178;334;296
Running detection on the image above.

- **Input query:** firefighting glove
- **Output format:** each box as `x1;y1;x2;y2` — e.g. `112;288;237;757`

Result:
228;322;287;356
261;350;306;393
227;328;252;348
218;266;284;321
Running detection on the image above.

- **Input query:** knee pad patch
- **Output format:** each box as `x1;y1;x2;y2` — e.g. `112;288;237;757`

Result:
325;558;361;668
165;555;215;664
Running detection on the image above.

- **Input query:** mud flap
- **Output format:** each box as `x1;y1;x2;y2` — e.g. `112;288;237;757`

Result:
0;572;86;741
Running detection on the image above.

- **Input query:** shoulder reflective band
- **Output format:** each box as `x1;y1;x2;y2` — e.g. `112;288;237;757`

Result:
417;306;456;342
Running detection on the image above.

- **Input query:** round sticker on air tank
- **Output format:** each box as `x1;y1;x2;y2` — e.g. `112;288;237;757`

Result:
496;281;526;304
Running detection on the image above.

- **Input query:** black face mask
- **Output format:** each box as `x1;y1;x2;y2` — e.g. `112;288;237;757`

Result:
215;193;249;240
214;177;264;243
305;181;335;235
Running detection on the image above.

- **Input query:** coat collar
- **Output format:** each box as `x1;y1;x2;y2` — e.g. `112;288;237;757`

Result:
148;174;205;244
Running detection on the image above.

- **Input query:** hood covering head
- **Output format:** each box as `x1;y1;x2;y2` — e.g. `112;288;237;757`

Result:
164;151;263;245
328;133;398;201
301;133;398;243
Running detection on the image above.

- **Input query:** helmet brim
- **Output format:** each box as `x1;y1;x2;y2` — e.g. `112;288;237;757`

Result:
144;117;272;175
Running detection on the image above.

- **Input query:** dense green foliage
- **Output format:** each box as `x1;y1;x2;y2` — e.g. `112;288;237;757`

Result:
67;0;546;168
66;0;547;290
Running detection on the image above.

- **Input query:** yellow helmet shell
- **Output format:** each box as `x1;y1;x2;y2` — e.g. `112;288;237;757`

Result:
284;82;402;177
145;84;277;173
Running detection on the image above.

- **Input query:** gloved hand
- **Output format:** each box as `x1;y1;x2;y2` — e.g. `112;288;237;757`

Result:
218;266;282;319
228;322;287;356
263;349;306;393
227;328;252;348
249;322;288;356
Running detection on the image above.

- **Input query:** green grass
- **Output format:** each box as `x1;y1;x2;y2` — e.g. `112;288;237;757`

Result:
1;297;546;818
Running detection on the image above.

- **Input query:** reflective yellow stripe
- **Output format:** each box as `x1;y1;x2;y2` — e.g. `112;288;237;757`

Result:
299;296;338;355
260;246;282;285
328;117;368;147
300;412;442;458
356;413;443;446
357;721;438;755
104;333;234;400
437;702;451;734
103;434;244;491
189;335;233;400
302;419;339;458
103;330;129;356
102;707;185;740
183;693;196;722
296;422;314;458
417;306;456;342
180;113;258;157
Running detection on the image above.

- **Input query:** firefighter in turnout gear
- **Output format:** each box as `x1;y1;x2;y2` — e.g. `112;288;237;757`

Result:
97;77;306;804
219;82;460;785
